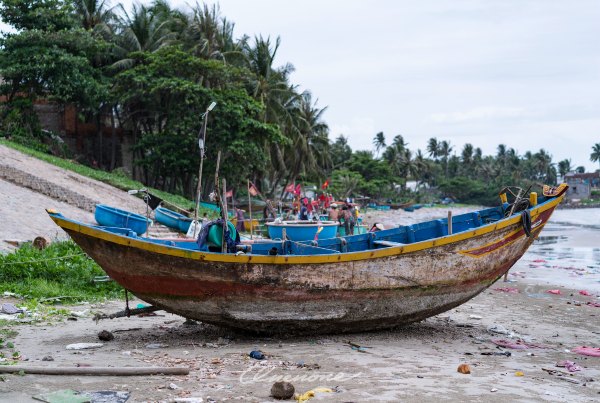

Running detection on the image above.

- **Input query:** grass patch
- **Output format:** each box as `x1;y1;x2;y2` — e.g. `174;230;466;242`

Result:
0;240;124;302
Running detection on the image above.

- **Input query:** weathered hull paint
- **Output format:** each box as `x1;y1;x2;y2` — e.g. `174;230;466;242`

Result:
52;198;561;334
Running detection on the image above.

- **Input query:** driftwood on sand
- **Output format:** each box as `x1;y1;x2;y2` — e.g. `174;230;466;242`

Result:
0;366;190;376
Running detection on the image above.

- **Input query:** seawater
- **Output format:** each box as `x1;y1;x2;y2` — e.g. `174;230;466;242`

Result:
514;208;600;293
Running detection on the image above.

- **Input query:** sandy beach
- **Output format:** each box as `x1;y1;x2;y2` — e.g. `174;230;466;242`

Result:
1;145;599;401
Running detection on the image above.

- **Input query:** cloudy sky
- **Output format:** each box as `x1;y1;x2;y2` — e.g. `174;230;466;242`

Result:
2;1;599;171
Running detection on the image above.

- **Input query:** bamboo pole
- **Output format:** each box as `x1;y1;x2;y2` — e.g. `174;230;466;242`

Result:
222;178;228;253
248;179;253;240
0;366;189;376
193;111;209;224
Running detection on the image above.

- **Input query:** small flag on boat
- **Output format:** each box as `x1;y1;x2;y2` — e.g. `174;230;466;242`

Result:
321;179;330;190
314;226;324;241
147;193;163;210
284;183;296;193
294;184;302;196
225;189;233;198
248;182;259;196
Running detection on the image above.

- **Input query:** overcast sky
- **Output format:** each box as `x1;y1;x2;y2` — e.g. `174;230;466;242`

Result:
2;1;599;171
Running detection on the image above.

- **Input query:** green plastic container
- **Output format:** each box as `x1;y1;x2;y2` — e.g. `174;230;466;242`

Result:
207;221;237;247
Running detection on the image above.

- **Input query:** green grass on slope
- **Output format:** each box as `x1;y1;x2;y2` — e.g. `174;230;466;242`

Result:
0;240;123;302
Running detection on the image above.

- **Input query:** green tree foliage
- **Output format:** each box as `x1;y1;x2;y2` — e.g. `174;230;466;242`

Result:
0;0;109;150
0;0;575;207
112;47;281;196
0;0;75;31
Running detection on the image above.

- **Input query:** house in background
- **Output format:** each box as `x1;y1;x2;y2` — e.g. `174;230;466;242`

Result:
564;172;600;200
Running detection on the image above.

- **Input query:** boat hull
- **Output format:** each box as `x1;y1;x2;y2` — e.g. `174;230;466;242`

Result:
53;197;561;334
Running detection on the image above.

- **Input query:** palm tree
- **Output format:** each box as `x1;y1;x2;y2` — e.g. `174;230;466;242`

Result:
533;149;556;183
243;35;295;123
413;149;431;189
111;2;177;70
439;140;452;177
427;137;439;160
591;143;600;170
557;159;573;178
184;3;242;62
284;91;331;190
373;132;386;158
391;134;408;149
73;0;117;33
461;143;473;176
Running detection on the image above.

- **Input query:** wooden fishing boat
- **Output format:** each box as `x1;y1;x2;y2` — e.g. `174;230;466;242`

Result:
49;185;567;334
154;206;193;233
266;220;339;241
94;204;152;236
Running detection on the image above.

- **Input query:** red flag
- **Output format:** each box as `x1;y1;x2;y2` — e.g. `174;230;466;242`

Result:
294;184;302;196
225;189;233;198
284;183;295;193
321;179;330;190
248;182;259;196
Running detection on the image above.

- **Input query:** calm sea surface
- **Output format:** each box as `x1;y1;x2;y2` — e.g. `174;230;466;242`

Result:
514;208;600;293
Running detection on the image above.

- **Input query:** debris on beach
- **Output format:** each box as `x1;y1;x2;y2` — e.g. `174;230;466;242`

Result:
541;368;581;384
487;324;510;335
572;346;600;357
556;360;582;372
346;341;371;353
579;290;592;296
493;287;519;293
457;364;471;374
546;289;562;295
1;302;23;314
271;381;295;400
66;343;103;350
295;387;333;402
491;339;547;350
33;389;130;402
481;351;511;357
249;350;265;360
145;343;168;349
32;236;50;250
97;330;114;341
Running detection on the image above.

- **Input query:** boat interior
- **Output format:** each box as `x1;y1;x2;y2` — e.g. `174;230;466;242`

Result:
84;194;555;256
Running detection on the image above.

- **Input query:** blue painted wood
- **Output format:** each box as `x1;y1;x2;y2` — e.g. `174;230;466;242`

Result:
94;204;151;235
90;203;514;256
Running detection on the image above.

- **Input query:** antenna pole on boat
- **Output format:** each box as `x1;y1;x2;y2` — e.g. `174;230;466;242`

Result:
447;211;452;235
248;179;253;240
193;101;217;232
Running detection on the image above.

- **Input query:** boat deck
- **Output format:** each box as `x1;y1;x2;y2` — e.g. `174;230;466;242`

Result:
93;200;547;257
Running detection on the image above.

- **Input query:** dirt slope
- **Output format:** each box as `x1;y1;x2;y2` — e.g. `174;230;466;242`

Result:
0;144;173;252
